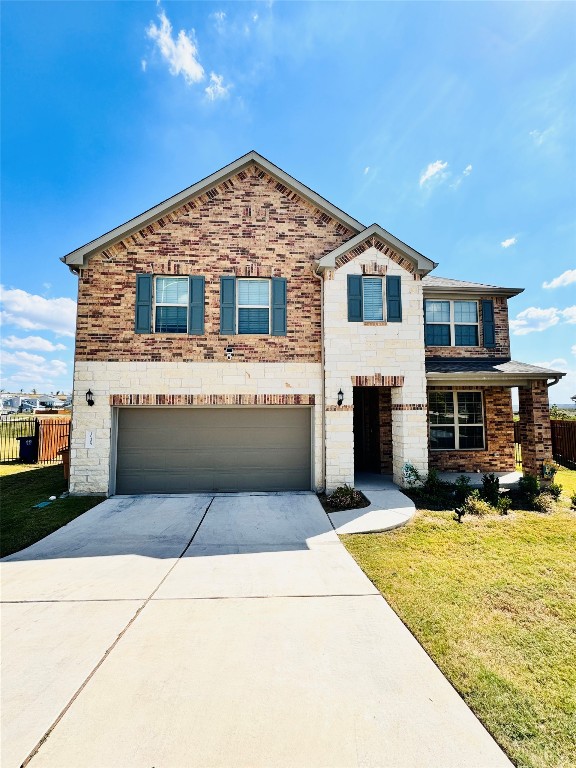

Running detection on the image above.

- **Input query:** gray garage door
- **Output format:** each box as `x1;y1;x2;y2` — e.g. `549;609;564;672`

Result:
115;407;312;494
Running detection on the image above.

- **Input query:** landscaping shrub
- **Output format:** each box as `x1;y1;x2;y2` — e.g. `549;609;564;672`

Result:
533;492;556;514
461;489;493;517
496;495;512;515
326;484;366;510
454;475;472;504
542;482;562;500
518;474;540;506
481;473;500;507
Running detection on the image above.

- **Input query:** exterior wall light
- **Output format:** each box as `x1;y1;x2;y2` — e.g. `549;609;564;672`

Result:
225;345;234;360
337;389;344;407
86;389;95;406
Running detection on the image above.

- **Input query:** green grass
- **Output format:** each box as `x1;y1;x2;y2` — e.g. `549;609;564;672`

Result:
343;494;576;768
0;463;103;558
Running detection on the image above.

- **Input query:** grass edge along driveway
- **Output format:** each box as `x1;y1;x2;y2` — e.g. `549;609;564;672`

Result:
343;497;576;768
0;464;102;558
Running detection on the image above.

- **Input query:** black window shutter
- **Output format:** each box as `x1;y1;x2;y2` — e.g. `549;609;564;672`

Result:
220;276;236;335
271;277;287;336
347;275;363;322
482;299;496;348
135;274;153;333
188;276;205;335
386;275;402;322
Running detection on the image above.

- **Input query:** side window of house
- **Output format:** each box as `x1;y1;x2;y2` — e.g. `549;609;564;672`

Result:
424;300;481;346
347;275;402;322
429;391;484;450
220;276;287;336
134;274;205;335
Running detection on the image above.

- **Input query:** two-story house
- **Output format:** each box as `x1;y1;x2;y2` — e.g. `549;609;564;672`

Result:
62;151;563;495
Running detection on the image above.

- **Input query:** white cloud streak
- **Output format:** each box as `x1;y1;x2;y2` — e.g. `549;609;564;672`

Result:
501;237;517;248
419;160;448;187
0;286;76;337
2;335;67;352
542;269;576;289
205;72;230;101
510;305;576;335
147;10;204;85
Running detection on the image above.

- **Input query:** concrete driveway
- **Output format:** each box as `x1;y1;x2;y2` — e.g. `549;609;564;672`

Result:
1;493;512;767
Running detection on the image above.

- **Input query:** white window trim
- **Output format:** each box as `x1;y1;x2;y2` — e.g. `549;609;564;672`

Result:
429;390;485;451
154;276;189;334
425;299;479;346
236;278;271;335
362;276;385;322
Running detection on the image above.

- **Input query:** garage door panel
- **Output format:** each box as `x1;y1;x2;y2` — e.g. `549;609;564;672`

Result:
116;408;311;494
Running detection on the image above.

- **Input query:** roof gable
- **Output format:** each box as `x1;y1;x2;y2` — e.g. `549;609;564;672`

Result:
316;223;436;276
62;151;365;269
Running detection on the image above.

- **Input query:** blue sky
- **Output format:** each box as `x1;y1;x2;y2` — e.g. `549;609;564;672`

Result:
1;1;575;402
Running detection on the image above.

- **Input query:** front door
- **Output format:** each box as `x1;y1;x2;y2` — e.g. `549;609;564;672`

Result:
353;387;381;472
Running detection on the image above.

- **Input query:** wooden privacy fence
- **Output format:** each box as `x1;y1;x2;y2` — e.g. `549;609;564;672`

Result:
514;419;576;469
0;416;71;464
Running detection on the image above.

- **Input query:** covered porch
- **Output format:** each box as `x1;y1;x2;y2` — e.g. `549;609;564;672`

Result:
425;359;565;478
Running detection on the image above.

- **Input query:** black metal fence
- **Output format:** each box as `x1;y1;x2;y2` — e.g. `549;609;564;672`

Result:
0;416;70;464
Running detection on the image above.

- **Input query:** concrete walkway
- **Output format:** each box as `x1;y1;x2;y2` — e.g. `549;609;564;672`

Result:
328;473;416;534
1;493;512;767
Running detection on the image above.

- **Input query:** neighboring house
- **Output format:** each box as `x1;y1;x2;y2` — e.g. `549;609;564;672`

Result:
62;151;564;495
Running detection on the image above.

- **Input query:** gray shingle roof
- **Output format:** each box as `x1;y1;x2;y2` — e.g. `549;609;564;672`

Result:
426;358;565;380
422;276;523;297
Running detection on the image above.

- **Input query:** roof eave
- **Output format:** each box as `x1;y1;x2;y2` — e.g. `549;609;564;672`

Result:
62;151;366;268
426;370;565;386
422;286;524;298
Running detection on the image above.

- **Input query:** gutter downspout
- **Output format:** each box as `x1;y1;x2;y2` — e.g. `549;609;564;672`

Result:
547;376;562;388
312;264;326;491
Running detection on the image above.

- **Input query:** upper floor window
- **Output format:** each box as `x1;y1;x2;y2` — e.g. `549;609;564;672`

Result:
348;274;402;323
425;300;479;346
220;276;287;336
429;390;484;450
135;274;205;335
155;277;189;333
237;279;271;334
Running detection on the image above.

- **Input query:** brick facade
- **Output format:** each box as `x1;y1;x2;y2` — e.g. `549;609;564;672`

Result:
75;165;352;364
378;388;393;474
424;295;510;359
427;386;515;473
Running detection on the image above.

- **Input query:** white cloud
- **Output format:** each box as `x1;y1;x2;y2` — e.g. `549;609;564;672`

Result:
510;306;560;335
529;127;554;147
419;160;448;187
147;9;204;85
535;358;567;370
572;345;576;356
363;166;370;175
141;59;147;72
0;286;76;337
542;269;576;289
561;306;576;324
2;335;67;352
463;164;472;176
2;350;47;367
501;237;517;248
205;72;230;101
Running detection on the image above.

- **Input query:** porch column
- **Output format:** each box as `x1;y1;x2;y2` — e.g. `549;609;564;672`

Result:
518;380;553;477
391;386;428;487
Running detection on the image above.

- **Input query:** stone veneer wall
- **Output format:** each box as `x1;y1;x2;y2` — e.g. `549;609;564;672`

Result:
424;295;511;359
74;165;352;365
427;386;515;472
518;381;553;476
70;361;322;495
323;245;429;490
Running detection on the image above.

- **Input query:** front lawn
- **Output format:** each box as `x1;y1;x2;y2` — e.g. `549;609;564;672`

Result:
343;499;576;768
0;463;103;557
